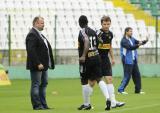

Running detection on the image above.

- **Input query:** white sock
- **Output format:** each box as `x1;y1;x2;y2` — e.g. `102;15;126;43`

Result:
107;84;116;105
98;81;110;101
82;84;90;106
88;85;93;96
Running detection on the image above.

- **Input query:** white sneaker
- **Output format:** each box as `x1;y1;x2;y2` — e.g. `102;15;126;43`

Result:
112;101;125;108
118;91;128;95
111;101;116;108
136;91;145;94
116;101;125;107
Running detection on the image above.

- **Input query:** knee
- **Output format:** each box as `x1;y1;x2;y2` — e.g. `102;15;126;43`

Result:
40;82;48;87
96;78;102;83
31;85;39;96
123;77;130;83
105;76;113;84
32;81;40;88
88;80;96;87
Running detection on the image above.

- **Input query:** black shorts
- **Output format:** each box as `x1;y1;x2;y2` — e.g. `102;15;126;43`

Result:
100;56;112;76
79;62;88;84
79;55;102;83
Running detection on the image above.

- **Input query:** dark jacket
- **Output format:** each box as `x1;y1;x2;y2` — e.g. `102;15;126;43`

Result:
26;28;55;71
120;37;139;64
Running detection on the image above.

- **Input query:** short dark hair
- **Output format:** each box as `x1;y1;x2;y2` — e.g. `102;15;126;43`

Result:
78;15;88;28
101;16;111;24
32;16;43;26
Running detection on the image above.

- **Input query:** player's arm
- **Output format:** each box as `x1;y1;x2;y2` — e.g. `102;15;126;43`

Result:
80;37;89;62
109;33;115;65
97;30;103;44
109;45;115;65
79;30;90;63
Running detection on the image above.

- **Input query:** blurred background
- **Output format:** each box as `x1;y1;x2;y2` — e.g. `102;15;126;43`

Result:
0;0;160;78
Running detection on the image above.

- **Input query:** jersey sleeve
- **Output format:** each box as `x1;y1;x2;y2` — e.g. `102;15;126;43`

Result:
96;29;100;35
80;28;88;40
96;29;103;44
110;31;113;41
109;31;113;45
94;31;99;48
96;30;103;38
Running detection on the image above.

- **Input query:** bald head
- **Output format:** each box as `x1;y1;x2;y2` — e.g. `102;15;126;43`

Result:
33;16;44;31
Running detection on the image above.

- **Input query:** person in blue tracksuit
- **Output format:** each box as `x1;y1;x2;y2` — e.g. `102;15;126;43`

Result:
118;27;148;94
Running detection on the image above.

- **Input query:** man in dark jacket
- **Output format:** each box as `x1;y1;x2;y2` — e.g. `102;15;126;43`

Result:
26;16;55;110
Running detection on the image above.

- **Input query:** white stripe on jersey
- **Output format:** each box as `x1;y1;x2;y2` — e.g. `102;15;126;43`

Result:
96;29;101;35
81;28;88;40
122;48;127;56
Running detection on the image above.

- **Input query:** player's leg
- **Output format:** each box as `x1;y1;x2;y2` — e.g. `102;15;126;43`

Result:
105;76;115;104
102;59;117;107
96;78;111;110
105;76;125;107
104;76;124;108
93;56;111;110
78;63;92;110
78;74;93;110
88;80;96;95
103;60;125;108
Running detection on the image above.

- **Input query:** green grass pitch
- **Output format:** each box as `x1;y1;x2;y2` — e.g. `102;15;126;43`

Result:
0;77;160;113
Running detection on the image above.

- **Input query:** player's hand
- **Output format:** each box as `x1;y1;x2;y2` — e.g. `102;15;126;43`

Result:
38;64;44;70
111;59;115;66
79;56;86;63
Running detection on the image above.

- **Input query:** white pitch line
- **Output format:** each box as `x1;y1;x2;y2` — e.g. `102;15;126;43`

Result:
99;104;160;113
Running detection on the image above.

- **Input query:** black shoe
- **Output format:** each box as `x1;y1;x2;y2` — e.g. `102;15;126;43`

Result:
33;106;44;110
44;106;51;109
135;91;145;94
105;100;111;111
78;104;92;110
43;104;53;110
